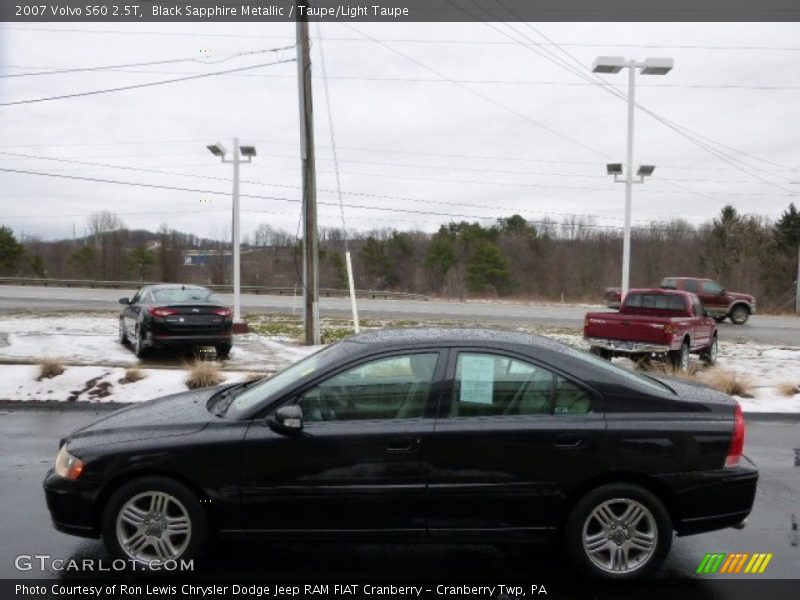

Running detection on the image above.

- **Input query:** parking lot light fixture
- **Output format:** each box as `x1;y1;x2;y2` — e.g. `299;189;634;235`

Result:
593;56;673;301
208;139;257;328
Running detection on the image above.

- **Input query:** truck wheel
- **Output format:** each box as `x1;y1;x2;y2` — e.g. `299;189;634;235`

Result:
700;336;718;366
729;305;749;325
590;346;612;361
564;483;672;579
668;341;690;371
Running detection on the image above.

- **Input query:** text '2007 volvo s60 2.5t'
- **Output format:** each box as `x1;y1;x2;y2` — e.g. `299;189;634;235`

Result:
43;328;757;579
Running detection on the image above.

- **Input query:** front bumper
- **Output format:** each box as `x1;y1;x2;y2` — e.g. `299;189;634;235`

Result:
586;337;670;354
43;469;101;539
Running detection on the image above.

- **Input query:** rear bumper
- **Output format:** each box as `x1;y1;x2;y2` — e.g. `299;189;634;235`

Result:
658;455;759;536
586;337;670;354
151;333;232;347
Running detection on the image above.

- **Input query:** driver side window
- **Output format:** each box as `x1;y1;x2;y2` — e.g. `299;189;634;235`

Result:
297;353;439;422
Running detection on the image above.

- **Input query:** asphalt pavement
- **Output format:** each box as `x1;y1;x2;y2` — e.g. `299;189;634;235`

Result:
1;284;798;346
0;406;797;589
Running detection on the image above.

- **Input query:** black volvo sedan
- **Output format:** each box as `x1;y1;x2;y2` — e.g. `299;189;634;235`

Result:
44;329;757;579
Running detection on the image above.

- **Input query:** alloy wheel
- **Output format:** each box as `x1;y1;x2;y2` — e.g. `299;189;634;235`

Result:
582;498;658;574
115;491;191;564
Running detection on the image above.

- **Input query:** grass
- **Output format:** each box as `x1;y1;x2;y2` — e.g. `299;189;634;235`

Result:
37;357;65;380
639;360;701;380
701;368;755;398
119;367;146;384
185;361;224;390
243;372;267;384
777;382;800;397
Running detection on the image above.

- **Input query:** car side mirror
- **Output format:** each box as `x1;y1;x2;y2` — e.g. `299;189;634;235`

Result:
118;297;130;305
267;405;303;435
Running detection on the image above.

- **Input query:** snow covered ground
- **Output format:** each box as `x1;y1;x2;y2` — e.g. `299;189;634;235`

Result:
0;314;797;412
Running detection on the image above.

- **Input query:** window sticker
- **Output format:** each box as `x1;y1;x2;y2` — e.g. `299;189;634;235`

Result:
459;355;495;405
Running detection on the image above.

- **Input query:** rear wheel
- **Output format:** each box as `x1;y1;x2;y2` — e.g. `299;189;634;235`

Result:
102;476;208;569
564;483;672;579
729;305;750;325
700;336;719;366
668;341;690;371
590;346;612;361
215;344;232;360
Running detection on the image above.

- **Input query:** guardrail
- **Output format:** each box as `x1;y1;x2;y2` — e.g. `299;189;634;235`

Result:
0;277;429;301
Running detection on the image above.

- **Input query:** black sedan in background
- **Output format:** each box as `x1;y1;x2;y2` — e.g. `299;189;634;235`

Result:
118;284;233;359
44;329;757;579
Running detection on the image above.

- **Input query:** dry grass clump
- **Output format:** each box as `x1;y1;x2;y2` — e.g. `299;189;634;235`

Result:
639;360;701;381
777;382;800;397
243;372;266;384
702;368;755;398
37;357;65;380
119;367;146;384
185;361;224;390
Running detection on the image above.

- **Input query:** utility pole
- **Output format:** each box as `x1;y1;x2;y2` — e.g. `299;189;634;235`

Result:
231;137;242;323
796;241;800;314
297;6;320;345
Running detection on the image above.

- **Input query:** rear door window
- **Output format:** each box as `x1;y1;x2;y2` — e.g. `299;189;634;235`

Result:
684;280;699;293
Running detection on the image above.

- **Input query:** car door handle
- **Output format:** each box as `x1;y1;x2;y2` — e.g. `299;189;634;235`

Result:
386;438;420;453
555;437;585;449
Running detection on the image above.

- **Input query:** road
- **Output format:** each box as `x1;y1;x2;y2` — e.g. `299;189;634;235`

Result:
0;406;797;593
1;284;798;346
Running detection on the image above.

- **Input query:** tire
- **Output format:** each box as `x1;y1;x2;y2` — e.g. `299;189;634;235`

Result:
729;305;750;325
564;483;672;579
102;476;208;569
700;336;719;366
215;344;232;360
118;319;128;345
590;346;612;361
713;316;726;323
133;325;148;358
668;341;690;371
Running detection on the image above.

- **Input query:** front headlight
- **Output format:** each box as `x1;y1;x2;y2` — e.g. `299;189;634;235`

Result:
54;445;84;480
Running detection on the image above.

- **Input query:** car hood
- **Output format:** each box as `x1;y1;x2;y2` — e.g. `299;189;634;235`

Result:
62;386;227;449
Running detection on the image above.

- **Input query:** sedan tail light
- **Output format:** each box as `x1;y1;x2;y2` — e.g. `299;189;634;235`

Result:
725;402;745;468
212;307;232;317
148;306;178;318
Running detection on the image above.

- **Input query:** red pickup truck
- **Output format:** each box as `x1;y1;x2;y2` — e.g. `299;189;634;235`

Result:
585;288;718;370
604;276;756;324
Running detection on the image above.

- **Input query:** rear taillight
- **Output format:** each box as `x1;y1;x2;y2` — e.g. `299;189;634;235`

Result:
212;307;232;317
664;324;675;335
725;402;745;468
148;307;178;318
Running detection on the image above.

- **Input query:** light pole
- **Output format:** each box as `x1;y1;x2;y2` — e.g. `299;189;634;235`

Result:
207;139;257;329
593;56;673;300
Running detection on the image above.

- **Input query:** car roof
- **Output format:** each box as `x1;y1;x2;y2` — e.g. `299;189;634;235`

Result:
627;287;692;297
146;284;211;291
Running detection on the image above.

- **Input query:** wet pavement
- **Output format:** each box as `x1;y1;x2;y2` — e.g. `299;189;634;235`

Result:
0;407;797;588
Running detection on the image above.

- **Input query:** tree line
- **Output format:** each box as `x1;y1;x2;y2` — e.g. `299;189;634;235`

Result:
2;204;799;310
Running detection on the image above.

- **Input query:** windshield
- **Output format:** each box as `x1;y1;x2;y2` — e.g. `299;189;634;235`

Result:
562;346;675;395
221;345;337;418
153;288;220;304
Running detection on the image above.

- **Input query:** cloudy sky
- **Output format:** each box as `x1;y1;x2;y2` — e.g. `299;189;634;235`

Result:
1;21;799;242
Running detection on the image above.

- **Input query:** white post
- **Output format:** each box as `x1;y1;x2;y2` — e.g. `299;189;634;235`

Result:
345;251;360;333
796;241;800;314
621;61;636;302
232;137;241;323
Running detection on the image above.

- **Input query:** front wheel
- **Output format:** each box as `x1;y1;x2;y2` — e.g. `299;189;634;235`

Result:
118;319;128;345
102;477;208;569
564;483;672;579
729;305;750;325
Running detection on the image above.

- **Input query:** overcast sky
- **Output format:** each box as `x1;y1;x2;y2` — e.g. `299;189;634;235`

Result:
1;21;799;242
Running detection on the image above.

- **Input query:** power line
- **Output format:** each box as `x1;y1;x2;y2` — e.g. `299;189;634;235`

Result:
0;46;295;78
0;56;296;107
342;23;609;159
6;26;800;52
